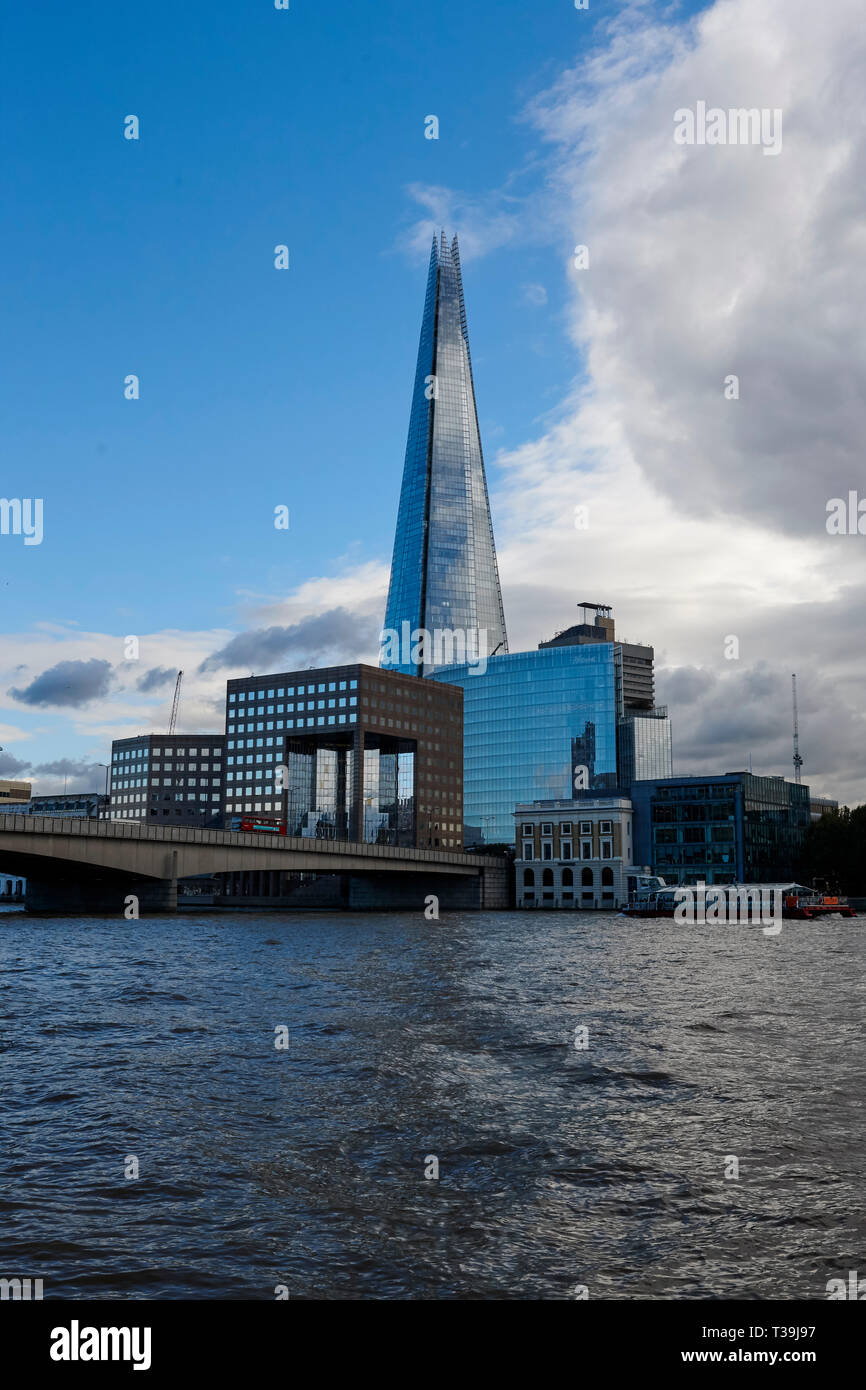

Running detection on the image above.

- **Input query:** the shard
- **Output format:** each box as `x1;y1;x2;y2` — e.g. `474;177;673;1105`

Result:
382;232;508;675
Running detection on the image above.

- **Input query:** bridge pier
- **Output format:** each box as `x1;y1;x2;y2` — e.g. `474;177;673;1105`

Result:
25;876;180;914
26;850;179;915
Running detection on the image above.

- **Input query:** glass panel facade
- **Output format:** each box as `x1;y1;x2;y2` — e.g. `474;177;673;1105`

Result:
361;743;416;845
285;740;353;840
430;645;617;844
631;774;811;884
284;735;416;846
617;710;673;788
382;232;508;675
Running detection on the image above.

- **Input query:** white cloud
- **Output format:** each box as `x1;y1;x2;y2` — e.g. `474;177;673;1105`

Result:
487;0;866;804
400;182;526;262
522;282;549;306
0;563;388;789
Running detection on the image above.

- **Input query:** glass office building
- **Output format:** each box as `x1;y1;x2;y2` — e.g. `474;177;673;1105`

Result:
630;773;811;884
430;645;617;844
617;709;673;788
382;231;508;675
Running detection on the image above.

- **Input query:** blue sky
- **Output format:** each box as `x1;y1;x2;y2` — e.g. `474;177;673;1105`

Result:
5;0;646;634
5;0;864;805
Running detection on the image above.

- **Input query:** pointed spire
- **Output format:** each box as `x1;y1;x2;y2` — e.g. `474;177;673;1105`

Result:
382;226;509;674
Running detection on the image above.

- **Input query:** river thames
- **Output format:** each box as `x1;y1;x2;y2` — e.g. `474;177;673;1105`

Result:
1;907;863;1299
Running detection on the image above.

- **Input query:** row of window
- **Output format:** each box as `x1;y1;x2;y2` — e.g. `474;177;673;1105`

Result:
113;746;220;761
231;696;358;717
113;792;220;803
654;785;737;801
113;775;218;788
521;819;613;836
229;681;358;704
523;867;616;886
112;765;220;783
228;715;356;733
523;839;614;861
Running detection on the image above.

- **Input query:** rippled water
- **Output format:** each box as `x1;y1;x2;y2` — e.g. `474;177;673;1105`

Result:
1;905;863;1299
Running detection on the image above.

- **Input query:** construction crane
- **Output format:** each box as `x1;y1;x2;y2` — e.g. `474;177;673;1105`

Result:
791;673;803;784
168;670;183;737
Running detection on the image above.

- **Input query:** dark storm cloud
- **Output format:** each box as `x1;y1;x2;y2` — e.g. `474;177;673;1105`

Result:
656;660;866;803
198;608;378;674
658;666;715;706
0;752;30;776
136;666;177;693
8;658;114;708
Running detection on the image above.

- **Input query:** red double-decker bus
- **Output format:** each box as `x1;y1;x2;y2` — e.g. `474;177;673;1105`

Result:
230;814;287;836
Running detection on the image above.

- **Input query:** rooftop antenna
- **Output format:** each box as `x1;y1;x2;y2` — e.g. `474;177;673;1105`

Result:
792;673;803;783
168;670;183;736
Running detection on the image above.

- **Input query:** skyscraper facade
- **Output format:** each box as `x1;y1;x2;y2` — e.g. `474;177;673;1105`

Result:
540;604;672;787
382;232;508;675
429;645;618;844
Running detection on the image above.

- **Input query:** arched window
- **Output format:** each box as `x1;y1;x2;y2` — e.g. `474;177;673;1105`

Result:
581;867;594;887
542;867;554;886
523;868;535;887
601;867;614;886
562;867;573;886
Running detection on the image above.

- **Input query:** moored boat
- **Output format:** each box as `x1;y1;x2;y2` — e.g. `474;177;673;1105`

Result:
620;878;857;920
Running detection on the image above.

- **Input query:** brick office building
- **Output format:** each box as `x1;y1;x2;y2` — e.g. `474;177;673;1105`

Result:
223;664;462;850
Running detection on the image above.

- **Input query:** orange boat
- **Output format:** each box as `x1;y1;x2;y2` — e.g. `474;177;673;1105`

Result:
783;885;856;919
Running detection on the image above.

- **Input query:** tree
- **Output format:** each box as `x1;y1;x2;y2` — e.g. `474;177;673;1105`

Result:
796;807;866;896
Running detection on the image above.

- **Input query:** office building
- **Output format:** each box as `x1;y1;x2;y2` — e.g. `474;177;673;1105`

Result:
109;734;225;826
514;796;633;909
540;603;654;711
224;664;462;849
0;779;31;804
540;603;672;788
429;644;617;845
382;231;508;675
630;773;811;885
809;794;839;822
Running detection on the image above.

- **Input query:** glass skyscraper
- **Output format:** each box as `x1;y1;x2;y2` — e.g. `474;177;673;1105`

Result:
382;231;508;675
429;645;618;844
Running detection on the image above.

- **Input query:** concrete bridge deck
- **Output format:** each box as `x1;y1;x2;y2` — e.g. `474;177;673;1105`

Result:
0;814;509;912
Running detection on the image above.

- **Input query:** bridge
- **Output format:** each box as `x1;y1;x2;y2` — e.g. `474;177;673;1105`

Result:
0;813;509;913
